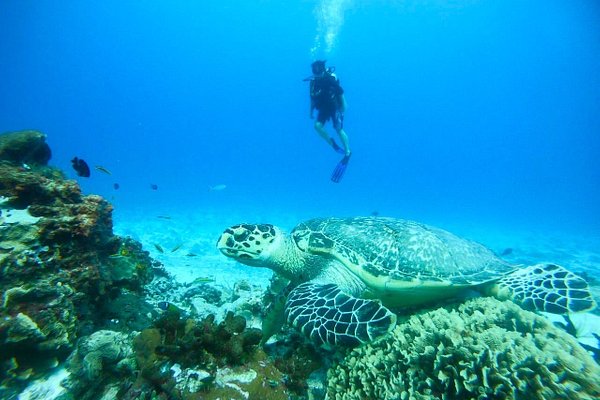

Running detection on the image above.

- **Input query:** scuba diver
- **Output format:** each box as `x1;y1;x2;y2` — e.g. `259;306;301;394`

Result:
306;60;351;183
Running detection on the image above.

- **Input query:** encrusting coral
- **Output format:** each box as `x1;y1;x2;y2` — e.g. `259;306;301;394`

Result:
326;297;600;400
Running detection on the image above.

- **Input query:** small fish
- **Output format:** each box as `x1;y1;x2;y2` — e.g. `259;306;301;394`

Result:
192;276;215;284
157;215;172;220
157;301;183;314
113;183;120;190
500;248;513;256
71;157;90;177
94;165;112;175
153;244;164;253
186;252;198;257
150;184;158;190
171;243;183;253
209;184;227;191
108;254;125;259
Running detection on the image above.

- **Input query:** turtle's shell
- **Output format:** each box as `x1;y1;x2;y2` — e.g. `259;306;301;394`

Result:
291;217;514;289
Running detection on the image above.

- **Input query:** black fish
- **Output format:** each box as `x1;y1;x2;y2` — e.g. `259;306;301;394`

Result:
113;183;120;190
71;157;90;177
150;184;158;190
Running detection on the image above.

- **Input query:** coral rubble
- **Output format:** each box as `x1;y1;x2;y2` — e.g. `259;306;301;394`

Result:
326;297;600;400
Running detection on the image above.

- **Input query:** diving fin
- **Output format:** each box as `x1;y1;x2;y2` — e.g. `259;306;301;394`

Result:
331;153;351;183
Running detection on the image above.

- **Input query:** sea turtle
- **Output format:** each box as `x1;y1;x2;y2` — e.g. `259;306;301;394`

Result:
217;217;596;346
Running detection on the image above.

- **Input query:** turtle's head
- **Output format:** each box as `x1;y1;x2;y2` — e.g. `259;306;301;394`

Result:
217;223;284;269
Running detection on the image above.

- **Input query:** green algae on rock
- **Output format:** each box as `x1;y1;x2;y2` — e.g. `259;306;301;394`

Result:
326;297;600;400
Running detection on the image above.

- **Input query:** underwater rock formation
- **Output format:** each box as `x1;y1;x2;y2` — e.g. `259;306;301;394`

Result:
0;130;156;395
125;307;290;399
0;130;51;166
64;330;136;397
326;297;600;400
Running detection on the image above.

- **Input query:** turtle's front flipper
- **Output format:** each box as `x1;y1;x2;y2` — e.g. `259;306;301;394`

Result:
285;282;396;346
493;263;596;314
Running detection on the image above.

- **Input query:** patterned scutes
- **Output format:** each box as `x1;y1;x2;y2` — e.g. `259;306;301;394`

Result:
285;282;396;347
293;217;513;285
498;263;596;313
326;297;600;400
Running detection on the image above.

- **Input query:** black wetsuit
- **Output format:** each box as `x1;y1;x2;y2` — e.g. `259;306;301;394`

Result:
310;73;344;129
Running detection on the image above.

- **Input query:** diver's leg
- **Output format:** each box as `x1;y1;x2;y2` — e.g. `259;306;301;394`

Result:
332;110;350;156
314;121;332;144
315;121;343;154
315;110;345;153
336;128;351;156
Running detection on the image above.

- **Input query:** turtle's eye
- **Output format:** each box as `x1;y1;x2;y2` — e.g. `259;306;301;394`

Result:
234;230;250;242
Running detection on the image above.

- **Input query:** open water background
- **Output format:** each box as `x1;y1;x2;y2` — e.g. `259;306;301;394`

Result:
1;0;599;251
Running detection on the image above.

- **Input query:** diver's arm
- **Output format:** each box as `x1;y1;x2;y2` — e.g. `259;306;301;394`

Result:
310;99;316;119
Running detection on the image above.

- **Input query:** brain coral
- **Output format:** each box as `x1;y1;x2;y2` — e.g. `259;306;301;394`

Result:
326;297;600;400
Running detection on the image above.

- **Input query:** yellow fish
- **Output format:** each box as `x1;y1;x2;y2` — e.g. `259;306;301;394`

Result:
192;276;215;284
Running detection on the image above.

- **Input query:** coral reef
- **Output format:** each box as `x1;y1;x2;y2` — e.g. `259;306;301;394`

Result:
124;307;290;399
270;334;325;396
63;330;137;398
326;297;600;400
0;130;324;399
142;273;325;399
0;130;51;166
0;130;156;395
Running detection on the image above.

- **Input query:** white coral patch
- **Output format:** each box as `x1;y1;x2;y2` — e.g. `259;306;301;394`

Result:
18;368;70;400
0;207;40;226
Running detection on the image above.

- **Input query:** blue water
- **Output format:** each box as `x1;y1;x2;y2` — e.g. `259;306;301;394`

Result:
1;0;599;234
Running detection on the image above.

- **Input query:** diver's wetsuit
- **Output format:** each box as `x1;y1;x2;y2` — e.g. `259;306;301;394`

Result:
310;73;344;130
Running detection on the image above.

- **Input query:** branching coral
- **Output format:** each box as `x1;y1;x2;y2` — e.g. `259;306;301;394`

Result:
326;297;600;400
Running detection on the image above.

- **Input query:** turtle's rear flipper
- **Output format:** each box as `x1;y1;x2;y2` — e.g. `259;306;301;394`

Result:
494;263;596;314
285;282;396;347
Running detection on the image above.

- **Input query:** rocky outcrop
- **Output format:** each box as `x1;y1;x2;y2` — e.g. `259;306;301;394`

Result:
0;130;155;395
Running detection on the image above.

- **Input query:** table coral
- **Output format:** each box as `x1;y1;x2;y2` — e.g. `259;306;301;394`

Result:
327;297;600;400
